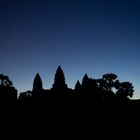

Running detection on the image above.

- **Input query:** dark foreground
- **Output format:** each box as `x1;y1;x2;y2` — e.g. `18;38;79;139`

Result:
0;98;140;122
0;100;140;138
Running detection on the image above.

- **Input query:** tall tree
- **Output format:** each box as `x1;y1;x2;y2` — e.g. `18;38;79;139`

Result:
102;73;118;93
52;65;67;91
0;74;12;87
32;73;43;97
0;74;17;102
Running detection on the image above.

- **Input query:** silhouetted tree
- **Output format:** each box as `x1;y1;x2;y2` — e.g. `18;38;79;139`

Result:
32;73;43;98
0;74;12;87
96;73;119;102
52;65;68;92
102;73;118;92
116;82;134;99
0;74;17;103
19;90;32;100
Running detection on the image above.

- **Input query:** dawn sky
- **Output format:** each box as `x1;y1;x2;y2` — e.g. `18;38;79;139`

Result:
0;0;140;98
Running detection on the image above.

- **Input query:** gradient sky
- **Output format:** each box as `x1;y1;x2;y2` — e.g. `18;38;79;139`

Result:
0;0;140;98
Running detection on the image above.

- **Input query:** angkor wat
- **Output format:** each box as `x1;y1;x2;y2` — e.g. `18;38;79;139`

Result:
0;66;139;127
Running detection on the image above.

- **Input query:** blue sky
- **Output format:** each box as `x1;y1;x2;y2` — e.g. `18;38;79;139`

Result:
0;0;140;98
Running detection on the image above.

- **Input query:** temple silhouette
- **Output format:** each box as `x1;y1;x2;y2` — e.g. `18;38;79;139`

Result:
0;65;140;123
